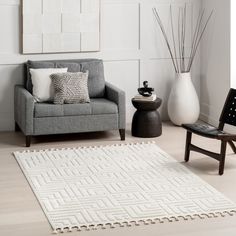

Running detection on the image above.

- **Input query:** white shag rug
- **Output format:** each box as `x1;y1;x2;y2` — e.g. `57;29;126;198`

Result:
14;142;236;233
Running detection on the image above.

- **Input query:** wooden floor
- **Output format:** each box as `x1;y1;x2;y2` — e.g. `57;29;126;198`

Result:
1;122;236;236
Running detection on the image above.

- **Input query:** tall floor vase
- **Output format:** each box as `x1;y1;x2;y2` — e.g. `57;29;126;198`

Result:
168;72;200;126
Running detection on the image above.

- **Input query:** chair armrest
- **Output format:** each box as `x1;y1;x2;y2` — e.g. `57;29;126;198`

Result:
218;133;236;141
105;82;126;129
14;85;34;135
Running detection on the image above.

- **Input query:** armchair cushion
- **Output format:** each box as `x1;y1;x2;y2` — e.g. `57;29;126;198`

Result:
26;59;105;98
34;99;118;118
90;98;118;115
34;103;91;117
55;62;80;72
80;60;105;98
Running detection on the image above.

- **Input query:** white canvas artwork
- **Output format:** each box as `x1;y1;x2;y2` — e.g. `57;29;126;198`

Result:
22;0;100;54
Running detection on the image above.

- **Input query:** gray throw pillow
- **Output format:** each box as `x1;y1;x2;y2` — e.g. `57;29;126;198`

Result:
51;71;90;105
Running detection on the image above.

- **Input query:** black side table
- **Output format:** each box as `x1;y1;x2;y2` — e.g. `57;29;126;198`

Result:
131;98;162;138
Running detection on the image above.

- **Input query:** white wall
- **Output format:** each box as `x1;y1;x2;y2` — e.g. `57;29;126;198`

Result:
231;0;236;89
200;0;231;126
0;0;200;131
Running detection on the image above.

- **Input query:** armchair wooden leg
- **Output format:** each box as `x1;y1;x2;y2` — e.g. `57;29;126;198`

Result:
184;131;192;162
119;129;125;141
219;141;227;175
26;136;31;147
15;122;20;132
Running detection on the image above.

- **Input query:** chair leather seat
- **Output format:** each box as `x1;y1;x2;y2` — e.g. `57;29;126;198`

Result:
182;123;225;138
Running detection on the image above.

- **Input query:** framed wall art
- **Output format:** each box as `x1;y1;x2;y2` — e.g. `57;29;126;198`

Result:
22;0;100;54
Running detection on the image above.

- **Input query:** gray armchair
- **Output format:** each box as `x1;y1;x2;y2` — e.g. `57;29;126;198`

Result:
14;59;126;147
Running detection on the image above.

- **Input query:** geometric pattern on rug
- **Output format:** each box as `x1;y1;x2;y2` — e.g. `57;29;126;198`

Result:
14;142;236;233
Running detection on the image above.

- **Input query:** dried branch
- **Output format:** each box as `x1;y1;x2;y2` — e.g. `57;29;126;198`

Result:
187;10;205;71
178;8;182;71
170;6;179;72
182;4;187;72
153;6;213;73
153;8;177;73
188;10;213;70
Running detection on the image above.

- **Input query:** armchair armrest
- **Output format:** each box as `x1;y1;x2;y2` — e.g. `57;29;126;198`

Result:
105;82;126;129
14;85;35;135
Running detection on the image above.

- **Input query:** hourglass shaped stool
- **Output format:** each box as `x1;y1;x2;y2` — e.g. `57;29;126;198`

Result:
131;98;162;138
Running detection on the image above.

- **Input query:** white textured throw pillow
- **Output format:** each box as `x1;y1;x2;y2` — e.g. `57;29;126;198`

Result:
30;68;68;102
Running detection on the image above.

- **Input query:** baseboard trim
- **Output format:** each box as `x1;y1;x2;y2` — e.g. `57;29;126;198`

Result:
199;112;219;127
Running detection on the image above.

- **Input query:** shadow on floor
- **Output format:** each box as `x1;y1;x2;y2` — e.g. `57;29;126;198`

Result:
1;130;122;148
181;158;236;176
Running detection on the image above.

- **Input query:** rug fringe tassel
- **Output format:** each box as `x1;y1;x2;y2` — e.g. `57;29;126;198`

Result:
51;210;236;234
14;141;157;154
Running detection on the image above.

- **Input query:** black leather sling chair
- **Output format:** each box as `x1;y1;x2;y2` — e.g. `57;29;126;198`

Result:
182;88;236;175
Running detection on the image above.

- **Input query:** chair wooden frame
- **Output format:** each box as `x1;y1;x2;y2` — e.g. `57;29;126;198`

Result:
183;89;236;175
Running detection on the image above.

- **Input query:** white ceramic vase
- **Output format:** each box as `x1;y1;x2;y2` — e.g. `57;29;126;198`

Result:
167;72;200;126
